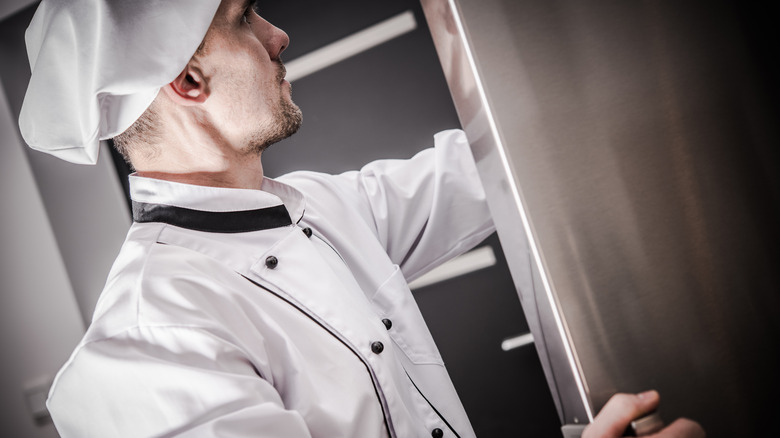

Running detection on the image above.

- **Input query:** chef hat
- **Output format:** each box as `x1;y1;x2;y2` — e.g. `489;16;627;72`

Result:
18;0;221;165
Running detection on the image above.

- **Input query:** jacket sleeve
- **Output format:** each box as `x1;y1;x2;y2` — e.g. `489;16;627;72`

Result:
47;326;312;438
281;129;495;282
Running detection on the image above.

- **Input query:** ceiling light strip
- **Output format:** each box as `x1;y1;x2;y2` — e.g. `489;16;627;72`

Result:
501;333;535;351
408;245;497;290
285;10;417;82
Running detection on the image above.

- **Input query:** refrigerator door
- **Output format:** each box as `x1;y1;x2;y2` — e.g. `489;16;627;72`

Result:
420;0;780;436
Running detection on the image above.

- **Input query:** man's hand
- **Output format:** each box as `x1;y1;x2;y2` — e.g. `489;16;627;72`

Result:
582;391;705;438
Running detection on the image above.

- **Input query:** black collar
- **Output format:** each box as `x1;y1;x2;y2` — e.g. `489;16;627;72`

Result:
132;201;292;233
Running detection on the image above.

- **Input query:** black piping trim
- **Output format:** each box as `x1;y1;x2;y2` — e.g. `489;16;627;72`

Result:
312;232;347;264
405;370;461;438
241;275;395;438
132;201;292;233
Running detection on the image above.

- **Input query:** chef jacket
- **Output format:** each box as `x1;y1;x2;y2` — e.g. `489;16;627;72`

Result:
47;129;495;437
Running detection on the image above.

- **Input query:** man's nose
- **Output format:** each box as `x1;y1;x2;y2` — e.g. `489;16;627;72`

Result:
258;18;290;60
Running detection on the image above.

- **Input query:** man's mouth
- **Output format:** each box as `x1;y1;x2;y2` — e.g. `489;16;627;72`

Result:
277;63;287;83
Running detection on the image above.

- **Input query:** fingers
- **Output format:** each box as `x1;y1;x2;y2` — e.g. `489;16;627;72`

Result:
649;418;706;438
583;390;660;438
583;391;705;438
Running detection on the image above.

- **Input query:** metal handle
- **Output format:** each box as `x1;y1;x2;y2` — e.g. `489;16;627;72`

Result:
560;412;664;438
624;411;664;436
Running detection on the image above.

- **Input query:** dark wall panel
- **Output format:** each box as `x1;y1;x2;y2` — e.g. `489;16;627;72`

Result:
260;0;414;61
261;6;461;177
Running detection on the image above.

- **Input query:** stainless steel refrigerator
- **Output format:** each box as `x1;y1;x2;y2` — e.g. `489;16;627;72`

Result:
420;0;780;436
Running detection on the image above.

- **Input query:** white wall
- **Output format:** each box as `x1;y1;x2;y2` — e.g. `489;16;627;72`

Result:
0;82;84;438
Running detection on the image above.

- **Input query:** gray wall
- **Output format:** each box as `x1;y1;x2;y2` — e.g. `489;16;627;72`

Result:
0;0;33;19
0;3;131;329
1;3;131;436
0;73;85;438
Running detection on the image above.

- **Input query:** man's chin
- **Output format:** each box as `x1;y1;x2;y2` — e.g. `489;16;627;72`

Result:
277;101;303;142
246;105;303;155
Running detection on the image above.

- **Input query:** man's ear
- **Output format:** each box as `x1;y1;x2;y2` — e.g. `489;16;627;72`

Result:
162;65;210;105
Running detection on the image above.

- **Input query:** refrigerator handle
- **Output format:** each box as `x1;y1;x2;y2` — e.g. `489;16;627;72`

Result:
560;412;664;437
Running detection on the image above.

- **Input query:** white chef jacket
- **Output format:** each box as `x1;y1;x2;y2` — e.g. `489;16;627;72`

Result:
47;129;495;438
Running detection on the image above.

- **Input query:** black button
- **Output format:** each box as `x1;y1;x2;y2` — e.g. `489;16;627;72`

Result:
382;319;392;330
370;341;384;354
431;428;443;438
302;227;313;238
265;256;278;269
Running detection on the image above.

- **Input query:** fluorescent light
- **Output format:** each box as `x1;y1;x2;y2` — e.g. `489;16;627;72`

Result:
409;245;497;290
501;333;535;351
285;10;417;82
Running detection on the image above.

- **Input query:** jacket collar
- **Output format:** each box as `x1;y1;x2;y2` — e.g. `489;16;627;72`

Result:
129;175;306;233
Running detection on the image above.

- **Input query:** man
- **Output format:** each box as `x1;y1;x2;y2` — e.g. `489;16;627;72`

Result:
19;0;704;437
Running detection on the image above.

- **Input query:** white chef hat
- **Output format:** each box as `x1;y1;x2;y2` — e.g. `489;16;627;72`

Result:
18;0;222;165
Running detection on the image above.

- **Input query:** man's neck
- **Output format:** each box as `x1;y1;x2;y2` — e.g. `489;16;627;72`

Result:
136;166;265;190
131;99;267;190
133;144;266;190
131;126;266;191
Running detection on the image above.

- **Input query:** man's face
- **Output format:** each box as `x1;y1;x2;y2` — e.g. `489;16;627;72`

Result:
197;0;302;155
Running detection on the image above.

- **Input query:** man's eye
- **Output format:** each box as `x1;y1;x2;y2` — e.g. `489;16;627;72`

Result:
242;1;257;24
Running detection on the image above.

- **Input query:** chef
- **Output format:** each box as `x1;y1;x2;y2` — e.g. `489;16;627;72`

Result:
18;1;705;437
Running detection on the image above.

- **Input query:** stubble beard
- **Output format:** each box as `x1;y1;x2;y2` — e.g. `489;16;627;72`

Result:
245;66;303;156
